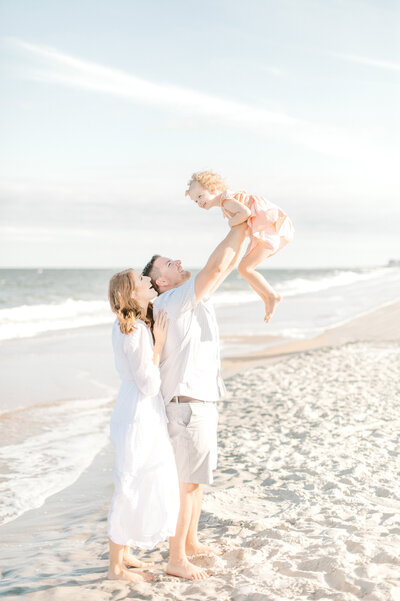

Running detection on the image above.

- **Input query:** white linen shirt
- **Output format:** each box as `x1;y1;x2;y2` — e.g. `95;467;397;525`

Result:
152;277;226;405
110;319;163;423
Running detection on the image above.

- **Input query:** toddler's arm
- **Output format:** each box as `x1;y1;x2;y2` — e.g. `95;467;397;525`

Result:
223;198;251;227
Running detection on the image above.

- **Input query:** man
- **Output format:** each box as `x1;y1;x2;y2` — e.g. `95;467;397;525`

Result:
142;223;246;580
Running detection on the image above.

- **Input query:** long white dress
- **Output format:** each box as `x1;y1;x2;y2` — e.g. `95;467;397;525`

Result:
107;319;180;549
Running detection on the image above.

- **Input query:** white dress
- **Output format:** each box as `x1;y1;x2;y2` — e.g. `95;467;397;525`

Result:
107;319;180;549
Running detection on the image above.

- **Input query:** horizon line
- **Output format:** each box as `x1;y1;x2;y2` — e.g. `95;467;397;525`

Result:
0;263;393;271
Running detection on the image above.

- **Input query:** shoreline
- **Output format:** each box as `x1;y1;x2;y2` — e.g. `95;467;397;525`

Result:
222;299;400;376
1;299;399;412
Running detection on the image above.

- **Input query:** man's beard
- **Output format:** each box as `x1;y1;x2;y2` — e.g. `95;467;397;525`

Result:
175;269;191;286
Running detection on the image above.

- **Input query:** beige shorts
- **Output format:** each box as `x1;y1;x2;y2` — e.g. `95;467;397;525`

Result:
166;402;218;485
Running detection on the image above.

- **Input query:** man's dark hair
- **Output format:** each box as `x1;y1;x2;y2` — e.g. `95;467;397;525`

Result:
142;254;161;294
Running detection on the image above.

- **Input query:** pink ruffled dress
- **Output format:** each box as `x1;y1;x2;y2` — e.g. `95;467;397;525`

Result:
220;190;294;257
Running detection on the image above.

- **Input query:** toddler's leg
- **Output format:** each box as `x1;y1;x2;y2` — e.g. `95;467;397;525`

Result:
238;243;281;323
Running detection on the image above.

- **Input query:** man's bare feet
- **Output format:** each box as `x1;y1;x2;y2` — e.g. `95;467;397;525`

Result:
107;566;153;583
186;542;223;557
166;558;209;580
123;551;153;569
264;293;281;323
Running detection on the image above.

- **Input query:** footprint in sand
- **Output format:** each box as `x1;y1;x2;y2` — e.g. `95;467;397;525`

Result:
345;539;367;554
373;551;400;565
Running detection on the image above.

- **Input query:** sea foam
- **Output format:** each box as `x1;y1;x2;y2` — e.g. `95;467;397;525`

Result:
0;397;113;525
0;299;112;341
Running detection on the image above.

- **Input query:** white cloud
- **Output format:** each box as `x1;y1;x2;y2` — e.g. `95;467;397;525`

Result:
11;38;297;127
333;52;400;72
0;225;96;242
262;66;283;77
0;225;53;242
6;38;370;159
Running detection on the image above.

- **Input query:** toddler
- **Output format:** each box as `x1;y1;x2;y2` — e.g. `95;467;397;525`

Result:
186;170;294;322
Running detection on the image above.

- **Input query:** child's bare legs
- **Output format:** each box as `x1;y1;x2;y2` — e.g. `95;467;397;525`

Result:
238;243;281;323
107;539;153;583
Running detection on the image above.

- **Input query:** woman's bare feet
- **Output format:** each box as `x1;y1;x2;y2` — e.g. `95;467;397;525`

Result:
107;566;153;583
186;542;223;557
166;558;209;580
264;293;281;323
123;550;153;569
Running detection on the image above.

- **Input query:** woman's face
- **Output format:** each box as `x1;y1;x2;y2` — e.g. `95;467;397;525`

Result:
132;270;157;304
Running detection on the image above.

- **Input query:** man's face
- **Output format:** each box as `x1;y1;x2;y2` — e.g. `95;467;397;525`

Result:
153;256;191;291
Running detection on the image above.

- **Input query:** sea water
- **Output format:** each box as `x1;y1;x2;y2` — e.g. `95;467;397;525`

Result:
1;266;399;341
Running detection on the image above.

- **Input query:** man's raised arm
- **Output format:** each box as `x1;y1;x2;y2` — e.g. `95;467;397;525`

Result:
195;223;247;303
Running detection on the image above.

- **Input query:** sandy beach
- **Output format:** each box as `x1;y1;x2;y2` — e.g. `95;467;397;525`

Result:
0;300;399;600
2;0;399;596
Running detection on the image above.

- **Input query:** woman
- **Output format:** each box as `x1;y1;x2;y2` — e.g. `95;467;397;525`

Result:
107;268;180;583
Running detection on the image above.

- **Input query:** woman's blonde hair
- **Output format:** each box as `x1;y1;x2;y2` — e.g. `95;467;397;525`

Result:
108;269;153;335
186;170;226;195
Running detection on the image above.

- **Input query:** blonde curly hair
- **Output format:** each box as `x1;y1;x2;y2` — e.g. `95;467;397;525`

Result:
186;170;226;195
108;269;153;335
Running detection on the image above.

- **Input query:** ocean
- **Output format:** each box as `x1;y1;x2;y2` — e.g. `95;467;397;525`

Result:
1;265;399;341
0;265;399;527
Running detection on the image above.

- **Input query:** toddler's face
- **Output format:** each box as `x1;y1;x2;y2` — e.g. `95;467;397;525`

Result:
188;181;217;210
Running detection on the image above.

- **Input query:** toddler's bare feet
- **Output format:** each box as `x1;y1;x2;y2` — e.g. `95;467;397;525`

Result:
186;542;223;557
166;558;209;580
264;293;281;323
107;566;153;583
123;551;153;569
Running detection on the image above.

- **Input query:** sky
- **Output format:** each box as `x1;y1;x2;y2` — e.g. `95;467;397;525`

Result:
0;0;399;268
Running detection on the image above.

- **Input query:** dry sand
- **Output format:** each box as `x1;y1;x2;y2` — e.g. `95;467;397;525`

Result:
1;301;399;600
